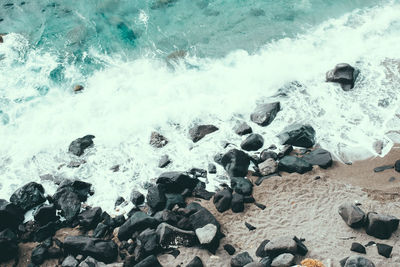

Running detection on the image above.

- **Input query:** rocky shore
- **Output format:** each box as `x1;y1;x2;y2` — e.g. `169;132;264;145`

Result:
1;63;400;267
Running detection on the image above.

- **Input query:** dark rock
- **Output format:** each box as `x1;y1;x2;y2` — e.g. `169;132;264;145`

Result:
63;236;118;263
343;255;375;267
193;182;214;200
0;228;18;262
157;171;198;193
156;223;197;248
146;184;166;212
110;164;120;172
350;242;366;254
376;243;392;258
373;165;394;172
214;153;224;166
62;255;78;267
165;193;185;210
293;236;308;256
259;257;272;267
154;209;179;225
277;124;315;148
0;199;24;231
326;63;359;91
34;204;57;226
245;222;256;231
189;124;219;142
302;148;333;169
340;257;349;267
241;134;264;151
134;229;160;261
186;256;203;267
188;168;207;178
260;150;278;162
263;236;297;258
47;246;62;258
34;221;57;242
150;131;168;148
365;212;399;239
256;239;270;257
278;156;312;174
213;188;232;213
254;203;266;210
338;202;366;228
277;145;293;159
243;196;255;203
159;155;171;168
189;206;220;231
364;241;376;247
389;177;396;182
395;160;400;172
68;135;95;156
221;149;250;177
234;122;253;136
224;244;236;255
250;102;280;127
93;223;108;238
231;177;253;196
118;211;159;241
130;191;144;206
231;193;244;213
10;182;46;211
78;207;102;230
271;253;294;267
231;251;253;267
31;244;48;265
208;163;217;174
134;255;162;267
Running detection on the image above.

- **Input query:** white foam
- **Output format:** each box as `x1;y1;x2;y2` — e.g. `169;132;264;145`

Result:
1;3;400;211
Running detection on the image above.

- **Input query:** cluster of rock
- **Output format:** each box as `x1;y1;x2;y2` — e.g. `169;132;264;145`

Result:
338;202;399;261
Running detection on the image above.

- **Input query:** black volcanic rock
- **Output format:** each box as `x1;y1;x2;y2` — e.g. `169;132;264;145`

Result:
130;190;145;206
156;223;197;248
118;211;159;241
0;229;18;262
134;229;160;261
0;199;24;231
78;207;102;230
10;182;46;211
224;244;236;255
395;160;400;172
350;242;366;254
234;122;253;136
231;177;253;196
157;171;198;193
326;63;359;91
186;256;204;267
68;135;95;156
365;212;399;239
343;255;375;267
134;255;162;267
146;184;167;212
221;149;250;177
376;243;392;258
250;102;280;127
240;134;264;151
33;204;57;226
277;124;316;148
189;124;218;142
302;148;333;169
231;251;253;267
158;154;171;168
231;193;244;213
213;188;232;213
278;156;312;174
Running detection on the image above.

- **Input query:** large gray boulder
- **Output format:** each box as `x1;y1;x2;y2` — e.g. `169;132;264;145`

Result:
326;63;359;91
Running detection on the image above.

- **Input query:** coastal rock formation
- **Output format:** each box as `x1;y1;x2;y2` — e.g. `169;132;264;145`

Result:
213;188;232;213
68;135;95;156
0;199;24;231
241;134;264;151
326;63;359;91
10;182;46;211
250;102;281;126
278;156;313;174
277;124;316;148
189;124;219;142
221;149;250;177
234;122;253;136
365;212;399;239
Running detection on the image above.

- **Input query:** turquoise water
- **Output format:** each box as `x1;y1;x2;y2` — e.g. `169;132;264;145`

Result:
1;0;400;210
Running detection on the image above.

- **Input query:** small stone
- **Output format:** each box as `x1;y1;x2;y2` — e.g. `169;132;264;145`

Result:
186;256;204;267
245;222;256;231
241;134;264;151
326;63;359;91
158;155;171;168
73;85;84;92
213;188;232;213
231;177;253;196
271;253;294;267
250;102;281;127
231;251;253;267
373;165;394;172
150;131;168;148
395;160;400;172
263;236;297;258
365;212;399;239
254;203;266;210
277;124;316;148
68;135;95;157
364;241;376;247
208;163;217;174
376;243;392;258
62;255;79;267
234;122;253;136
350;242;366;254
224;244;236;255
231;193;244;213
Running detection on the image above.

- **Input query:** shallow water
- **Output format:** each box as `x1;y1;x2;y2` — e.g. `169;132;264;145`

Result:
0;0;400;211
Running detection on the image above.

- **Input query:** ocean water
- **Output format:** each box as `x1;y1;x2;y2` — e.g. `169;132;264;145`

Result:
1;0;400;211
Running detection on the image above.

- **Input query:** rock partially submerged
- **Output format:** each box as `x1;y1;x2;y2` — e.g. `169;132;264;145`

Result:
250;102;280;126
326;63;359;91
150;131;168;148
241;134;264;151
68;135;95;156
278;156;312;174
234;122;253;136
221;149;250;177
277;124;315;148
189;124;218;142
365;212;399;239
10;182;46;212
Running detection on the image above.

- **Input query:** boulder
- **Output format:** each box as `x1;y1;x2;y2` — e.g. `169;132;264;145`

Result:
271;253;294;267
93;223;109;238
263;236;297;258
350;242;366;254
208;163;217;174
326;63;359;91
338;203;366;228
302;148;332;169
156;223;197;248
34;221;57;242
241;134;264;151
278;156;312;174
193;182;214;200
118;211;159;241
34;204;58;226
134;255;162;267
189;206;220;231
195;223;217;245
146;185;166;212
231;177;253;196
293;236;308;256
231;251;253;267
165;193;185;210
213;188;232;213
68;135;95;156
150;131;168;148
62;255;79;267
376;243;392;258
221;149;250;177
256;239;270;257
78;207;102;230
343;255;375;267
134;229;160;261
0;228;18;262
10;182;46;211
250;102;281;127
186;256;203;267
189;124;219;142
0;199;24;231
158;155;171;168
156;172;198;193
277;124;316;148
63;236;118;263
258;158;278;176
365;212;399;239
31;244;48;265
231;193;245;213
234;122;253;136
130;191;145;206
260;150;278;162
